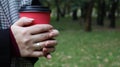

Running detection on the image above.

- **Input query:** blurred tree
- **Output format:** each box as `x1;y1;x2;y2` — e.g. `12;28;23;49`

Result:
80;2;88;19
108;0;119;28
70;0;80;20
39;0;120;31
96;0;106;26
39;0;52;7
84;0;95;32
54;0;61;21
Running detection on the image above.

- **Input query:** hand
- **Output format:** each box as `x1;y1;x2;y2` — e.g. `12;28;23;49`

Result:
11;17;59;58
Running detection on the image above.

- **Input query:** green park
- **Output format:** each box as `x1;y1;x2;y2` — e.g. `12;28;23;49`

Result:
35;0;120;67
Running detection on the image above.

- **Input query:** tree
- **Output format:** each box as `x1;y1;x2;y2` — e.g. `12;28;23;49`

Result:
70;0;80;20
108;0;119;28
84;0;95;31
96;0;106;26
54;0;61;21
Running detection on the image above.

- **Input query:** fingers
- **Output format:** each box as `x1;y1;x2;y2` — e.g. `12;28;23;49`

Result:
31;29;59;42
31;51;52;59
41;40;57;59
33;40;57;50
43;47;55;60
32;32;50;42
14;17;34;26
30;48;55;58
28;24;53;35
21;40;56;57
45;40;57;48
31;51;44;57
49;29;59;37
33;42;44;51
31;40;57;58
31;46;55;58
43;47;55;53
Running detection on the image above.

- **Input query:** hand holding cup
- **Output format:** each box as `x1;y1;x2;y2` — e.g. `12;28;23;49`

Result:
13;6;58;59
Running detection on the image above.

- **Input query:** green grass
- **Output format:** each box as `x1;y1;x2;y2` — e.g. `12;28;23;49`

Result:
35;18;120;67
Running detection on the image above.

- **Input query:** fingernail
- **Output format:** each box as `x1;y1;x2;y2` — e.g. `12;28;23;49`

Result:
28;18;34;22
43;48;47;52
22;17;34;22
47;54;52;60
49;30;59;37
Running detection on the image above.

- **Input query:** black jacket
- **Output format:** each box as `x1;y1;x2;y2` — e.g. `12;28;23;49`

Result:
0;29;11;67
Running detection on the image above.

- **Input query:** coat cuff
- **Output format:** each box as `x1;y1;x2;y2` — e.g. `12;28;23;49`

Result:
10;29;20;57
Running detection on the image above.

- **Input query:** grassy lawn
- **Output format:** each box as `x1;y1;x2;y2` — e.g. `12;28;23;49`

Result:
35;18;120;67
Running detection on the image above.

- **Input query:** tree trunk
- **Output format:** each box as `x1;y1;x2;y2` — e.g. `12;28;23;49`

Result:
81;3;88;19
108;0;119;28
55;0;61;21
72;9;78;20
96;0;106;26
84;0;94;32
60;4;66;17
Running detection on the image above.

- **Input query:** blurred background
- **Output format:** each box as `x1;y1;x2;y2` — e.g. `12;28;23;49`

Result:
35;0;120;67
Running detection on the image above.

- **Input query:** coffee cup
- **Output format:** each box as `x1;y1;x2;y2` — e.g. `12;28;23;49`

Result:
19;6;51;24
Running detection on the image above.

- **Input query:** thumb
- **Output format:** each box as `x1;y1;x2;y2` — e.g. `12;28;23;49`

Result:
15;17;34;26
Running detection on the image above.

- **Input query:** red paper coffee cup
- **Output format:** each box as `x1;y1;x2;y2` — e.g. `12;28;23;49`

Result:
19;6;51;24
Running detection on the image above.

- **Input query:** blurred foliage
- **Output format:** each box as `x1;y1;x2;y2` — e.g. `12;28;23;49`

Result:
38;0;120;31
39;0;120;12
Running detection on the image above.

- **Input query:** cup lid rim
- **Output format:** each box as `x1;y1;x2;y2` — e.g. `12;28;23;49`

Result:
19;6;51;12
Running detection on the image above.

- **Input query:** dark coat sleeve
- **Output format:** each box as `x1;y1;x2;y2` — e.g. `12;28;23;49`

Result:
0;29;11;67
